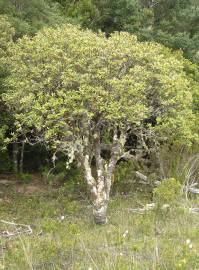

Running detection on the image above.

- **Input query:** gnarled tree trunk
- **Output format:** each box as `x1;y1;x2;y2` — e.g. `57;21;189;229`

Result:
93;190;108;224
82;128;127;224
83;154;109;224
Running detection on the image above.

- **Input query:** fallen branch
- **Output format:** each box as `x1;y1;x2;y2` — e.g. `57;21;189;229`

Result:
187;188;199;194
0;180;17;185
127;203;156;213
126;203;171;214
0;219;32;238
121;151;150;164
135;171;148;182
135;171;161;186
189;208;199;214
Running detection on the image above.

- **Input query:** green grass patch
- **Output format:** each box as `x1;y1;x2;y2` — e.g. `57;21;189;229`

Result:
0;186;199;269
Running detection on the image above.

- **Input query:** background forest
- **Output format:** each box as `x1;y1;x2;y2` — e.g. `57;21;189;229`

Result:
0;1;199;269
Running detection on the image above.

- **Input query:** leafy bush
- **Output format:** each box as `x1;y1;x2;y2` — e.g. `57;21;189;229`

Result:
153;178;182;207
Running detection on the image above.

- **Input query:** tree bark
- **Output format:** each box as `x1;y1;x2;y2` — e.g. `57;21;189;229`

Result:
83;152;109;224
12;142;18;174
93;197;108;224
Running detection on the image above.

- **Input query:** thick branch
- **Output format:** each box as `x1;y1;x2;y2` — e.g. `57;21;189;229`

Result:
106;128;127;195
83;154;97;200
94;130;106;194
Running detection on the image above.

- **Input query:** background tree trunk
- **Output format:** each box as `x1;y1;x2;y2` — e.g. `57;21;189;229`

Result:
19;141;25;174
12;142;18;174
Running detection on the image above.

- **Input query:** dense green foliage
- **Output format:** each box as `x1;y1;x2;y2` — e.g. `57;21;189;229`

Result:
152;0;199;63
4;25;198;148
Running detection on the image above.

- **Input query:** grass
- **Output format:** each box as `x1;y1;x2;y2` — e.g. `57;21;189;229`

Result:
0;183;199;270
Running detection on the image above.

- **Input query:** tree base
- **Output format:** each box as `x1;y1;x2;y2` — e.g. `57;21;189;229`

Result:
93;205;108;225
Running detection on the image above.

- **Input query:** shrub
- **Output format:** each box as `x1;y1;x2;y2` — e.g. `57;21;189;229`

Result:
153;178;182;207
41;170;66;185
19;173;33;183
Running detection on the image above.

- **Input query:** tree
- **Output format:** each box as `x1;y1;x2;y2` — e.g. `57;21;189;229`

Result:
65;0;143;33
55;0;152;34
4;25;198;223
